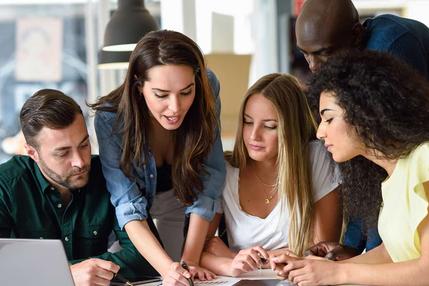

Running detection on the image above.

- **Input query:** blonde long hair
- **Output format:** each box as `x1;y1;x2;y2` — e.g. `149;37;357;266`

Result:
227;73;317;255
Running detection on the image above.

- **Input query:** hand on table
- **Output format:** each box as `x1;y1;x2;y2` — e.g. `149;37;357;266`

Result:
304;241;360;261
271;254;340;286
162;262;216;286
230;246;269;277
70;258;119;286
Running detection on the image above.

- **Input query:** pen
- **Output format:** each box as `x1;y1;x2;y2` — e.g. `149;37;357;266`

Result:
180;260;194;286
115;273;133;286
258;253;269;265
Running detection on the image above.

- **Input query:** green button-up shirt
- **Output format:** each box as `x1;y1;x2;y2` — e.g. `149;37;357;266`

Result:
0;155;157;281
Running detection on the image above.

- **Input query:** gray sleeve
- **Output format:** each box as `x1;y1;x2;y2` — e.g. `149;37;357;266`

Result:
309;140;341;202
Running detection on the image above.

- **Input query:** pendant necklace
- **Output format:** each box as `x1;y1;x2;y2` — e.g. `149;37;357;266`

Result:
254;169;277;204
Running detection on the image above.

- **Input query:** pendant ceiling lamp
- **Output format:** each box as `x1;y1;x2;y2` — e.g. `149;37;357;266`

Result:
98;50;131;70
102;0;159;52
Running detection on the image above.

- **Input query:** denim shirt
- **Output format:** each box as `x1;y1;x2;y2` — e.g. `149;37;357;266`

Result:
94;70;226;229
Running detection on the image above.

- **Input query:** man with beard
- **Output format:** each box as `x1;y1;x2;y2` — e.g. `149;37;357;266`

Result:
0;89;157;286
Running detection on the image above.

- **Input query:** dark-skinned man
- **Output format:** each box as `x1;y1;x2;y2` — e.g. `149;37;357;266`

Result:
296;0;429;75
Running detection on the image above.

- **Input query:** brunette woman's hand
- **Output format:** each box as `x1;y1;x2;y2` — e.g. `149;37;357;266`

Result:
162;262;193;286
187;264;216;281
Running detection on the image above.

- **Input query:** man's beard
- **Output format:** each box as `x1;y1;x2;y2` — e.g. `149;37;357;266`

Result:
38;158;91;190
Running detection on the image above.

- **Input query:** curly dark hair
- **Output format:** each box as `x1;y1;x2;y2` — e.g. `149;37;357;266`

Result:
308;50;429;226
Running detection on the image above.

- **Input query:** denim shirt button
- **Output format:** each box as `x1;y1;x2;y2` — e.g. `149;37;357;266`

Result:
149;174;154;179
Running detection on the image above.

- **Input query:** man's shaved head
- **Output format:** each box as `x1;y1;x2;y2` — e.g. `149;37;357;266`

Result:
296;0;363;72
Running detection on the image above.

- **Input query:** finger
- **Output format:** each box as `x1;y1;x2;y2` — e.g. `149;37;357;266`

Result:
270;257;288;272
89;275;111;286
200;268;216;280
248;251;264;267
235;259;253;272
243;254;259;269
285;249;298;258
196;270;206;281
235;253;256;270
307;246;323;257
289;267;307;284
280;261;302;277
271;254;287;264
94;266;116;281
175;263;191;279
164;275;189;286
92;258;120;274
253;246;269;260
206;270;216;280
293;273;310;286
168;271;191;286
283;259;309;273
269;258;280;271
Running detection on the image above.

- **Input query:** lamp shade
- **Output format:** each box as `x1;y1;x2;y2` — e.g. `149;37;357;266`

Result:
98;50;131;69
102;0;158;52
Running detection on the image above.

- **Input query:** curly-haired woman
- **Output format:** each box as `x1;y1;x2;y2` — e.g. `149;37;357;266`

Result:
272;50;429;285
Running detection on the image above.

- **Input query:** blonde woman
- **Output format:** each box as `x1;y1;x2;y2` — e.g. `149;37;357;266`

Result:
200;73;342;277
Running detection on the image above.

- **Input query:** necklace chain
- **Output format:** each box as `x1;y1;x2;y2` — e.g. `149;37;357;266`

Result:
253;168;277;204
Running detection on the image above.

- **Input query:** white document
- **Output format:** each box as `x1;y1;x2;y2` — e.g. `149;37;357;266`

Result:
132;270;293;286
132;276;239;286
194;276;241;286
238;269;278;280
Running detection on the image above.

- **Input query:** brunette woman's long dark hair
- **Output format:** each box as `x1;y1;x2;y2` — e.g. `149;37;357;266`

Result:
91;30;217;204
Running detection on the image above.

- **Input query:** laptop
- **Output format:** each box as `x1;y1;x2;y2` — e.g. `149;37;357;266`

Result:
0;238;75;286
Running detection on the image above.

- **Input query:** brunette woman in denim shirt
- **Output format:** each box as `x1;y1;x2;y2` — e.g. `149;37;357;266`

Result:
91;30;225;285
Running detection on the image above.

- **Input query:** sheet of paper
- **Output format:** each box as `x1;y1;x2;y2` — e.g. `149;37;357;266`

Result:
194;276;240;286
130;270;293;286
132;276;239;286
237;269;278;280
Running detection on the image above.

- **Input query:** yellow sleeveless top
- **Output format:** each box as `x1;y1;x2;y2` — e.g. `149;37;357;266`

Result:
378;142;429;262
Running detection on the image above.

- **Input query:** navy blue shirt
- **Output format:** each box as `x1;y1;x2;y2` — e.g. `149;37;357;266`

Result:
364;14;429;79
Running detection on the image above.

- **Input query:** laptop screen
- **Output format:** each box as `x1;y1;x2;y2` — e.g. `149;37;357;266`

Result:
0;238;74;286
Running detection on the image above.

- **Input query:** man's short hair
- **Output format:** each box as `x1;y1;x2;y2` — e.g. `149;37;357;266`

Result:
20;89;83;147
